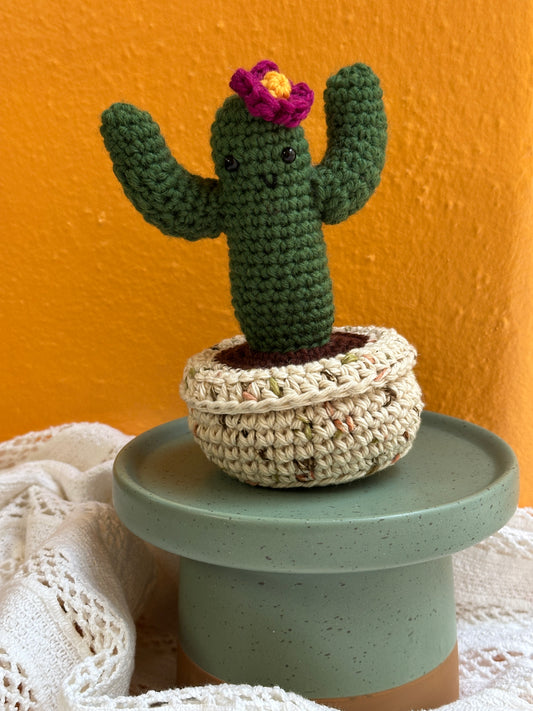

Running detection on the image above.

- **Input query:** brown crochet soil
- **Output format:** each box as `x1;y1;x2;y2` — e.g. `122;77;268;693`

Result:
214;331;369;370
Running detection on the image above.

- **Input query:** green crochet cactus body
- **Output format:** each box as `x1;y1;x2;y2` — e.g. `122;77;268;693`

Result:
211;96;332;352
101;62;387;355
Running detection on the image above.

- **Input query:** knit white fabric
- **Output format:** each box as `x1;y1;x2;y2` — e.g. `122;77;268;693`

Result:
0;422;531;711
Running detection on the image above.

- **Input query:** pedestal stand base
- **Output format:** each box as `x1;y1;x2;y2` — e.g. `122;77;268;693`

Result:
113;412;519;710
177;556;458;703
177;644;459;711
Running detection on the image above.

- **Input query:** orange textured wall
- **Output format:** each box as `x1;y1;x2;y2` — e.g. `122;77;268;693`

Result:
1;1;532;503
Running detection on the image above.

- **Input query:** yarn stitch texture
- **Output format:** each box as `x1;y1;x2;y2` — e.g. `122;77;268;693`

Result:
229;59;314;127
180;326;423;487
101;61;387;354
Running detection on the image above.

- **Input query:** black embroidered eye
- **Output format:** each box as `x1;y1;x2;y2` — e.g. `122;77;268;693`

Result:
281;147;296;164
224;155;240;172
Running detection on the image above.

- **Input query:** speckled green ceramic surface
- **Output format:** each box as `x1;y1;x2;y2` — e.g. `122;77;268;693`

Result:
113;411;519;574
178;556;457;696
113;411;518;699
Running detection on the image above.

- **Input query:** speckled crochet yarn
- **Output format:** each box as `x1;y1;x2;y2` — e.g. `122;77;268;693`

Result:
101;61;387;354
180;327;423;487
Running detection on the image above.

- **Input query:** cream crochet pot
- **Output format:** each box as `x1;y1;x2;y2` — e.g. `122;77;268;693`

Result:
180;326;423;488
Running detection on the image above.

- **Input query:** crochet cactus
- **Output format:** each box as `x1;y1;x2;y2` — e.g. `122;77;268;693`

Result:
101;61;387;355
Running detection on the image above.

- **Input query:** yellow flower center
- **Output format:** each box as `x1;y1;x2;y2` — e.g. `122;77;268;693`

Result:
261;71;292;99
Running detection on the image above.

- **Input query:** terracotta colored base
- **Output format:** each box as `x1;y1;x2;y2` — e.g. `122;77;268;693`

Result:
177;642;459;711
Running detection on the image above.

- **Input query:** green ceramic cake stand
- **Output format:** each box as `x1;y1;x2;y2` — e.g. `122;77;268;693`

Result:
113;411;518;711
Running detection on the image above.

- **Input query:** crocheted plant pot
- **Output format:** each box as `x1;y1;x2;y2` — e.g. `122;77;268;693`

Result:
180;326;423;488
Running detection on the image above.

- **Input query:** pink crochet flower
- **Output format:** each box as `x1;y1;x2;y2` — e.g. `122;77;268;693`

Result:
229;60;314;128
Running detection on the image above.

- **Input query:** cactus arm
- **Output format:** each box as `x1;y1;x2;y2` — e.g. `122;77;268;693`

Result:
100;103;222;240
313;64;387;225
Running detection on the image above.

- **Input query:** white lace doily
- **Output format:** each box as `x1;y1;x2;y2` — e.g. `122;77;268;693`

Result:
0;422;531;710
